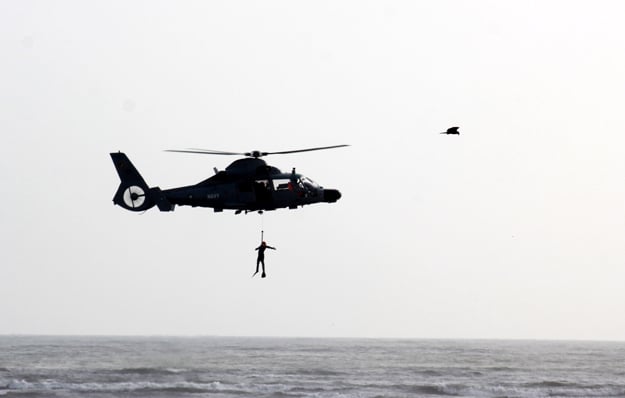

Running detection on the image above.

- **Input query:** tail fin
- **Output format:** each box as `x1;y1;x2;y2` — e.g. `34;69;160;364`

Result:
110;152;156;212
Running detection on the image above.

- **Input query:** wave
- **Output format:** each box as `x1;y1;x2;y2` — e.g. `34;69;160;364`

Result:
521;382;625;397
114;367;188;375
1;379;238;394
4;379;625;398
400;382;625;398
524;380;578;388
483;365;518;372
286;368;346;377
405;384;458;396
347;383;460;396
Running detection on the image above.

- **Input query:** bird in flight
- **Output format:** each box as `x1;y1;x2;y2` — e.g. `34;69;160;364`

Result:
440;126;460;135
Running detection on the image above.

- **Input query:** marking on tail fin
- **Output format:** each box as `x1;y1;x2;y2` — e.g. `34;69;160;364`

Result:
123;186;146;208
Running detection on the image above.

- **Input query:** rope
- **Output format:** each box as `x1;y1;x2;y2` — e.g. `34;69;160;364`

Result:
260;212;264;242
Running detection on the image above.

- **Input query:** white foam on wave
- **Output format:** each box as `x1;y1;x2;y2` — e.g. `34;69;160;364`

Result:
433;381;625;398
164;368;187;374
5;378;228;393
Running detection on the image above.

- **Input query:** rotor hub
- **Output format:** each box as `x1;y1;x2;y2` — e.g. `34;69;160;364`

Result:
244;150;268;158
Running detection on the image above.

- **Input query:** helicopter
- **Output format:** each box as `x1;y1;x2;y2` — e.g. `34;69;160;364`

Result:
110;145;348;214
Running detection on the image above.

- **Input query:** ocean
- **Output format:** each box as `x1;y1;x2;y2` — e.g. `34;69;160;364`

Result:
0;336;624;397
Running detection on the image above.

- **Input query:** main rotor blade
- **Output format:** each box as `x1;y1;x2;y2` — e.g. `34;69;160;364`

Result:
165;145;350;157
165;149;245;155
266;145;350;155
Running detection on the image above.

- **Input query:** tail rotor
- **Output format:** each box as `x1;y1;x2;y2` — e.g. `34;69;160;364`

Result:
123;185;146;209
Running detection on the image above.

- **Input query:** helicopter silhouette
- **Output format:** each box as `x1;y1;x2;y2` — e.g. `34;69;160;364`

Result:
110;145;348;214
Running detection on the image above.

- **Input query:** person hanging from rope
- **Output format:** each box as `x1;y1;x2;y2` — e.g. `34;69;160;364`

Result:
253;240;276;278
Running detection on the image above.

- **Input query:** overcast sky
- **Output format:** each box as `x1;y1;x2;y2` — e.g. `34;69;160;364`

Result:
2;1;625;340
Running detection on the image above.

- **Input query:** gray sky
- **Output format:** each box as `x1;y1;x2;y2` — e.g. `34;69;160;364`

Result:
2;1;625;340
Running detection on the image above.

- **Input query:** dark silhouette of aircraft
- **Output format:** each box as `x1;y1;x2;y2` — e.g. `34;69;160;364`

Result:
440;127;460;135
110;145;348;214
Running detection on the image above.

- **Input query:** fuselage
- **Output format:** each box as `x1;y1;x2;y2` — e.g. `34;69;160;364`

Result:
160;158;340;212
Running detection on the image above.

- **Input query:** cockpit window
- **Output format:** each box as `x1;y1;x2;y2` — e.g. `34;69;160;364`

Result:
300;176;319;188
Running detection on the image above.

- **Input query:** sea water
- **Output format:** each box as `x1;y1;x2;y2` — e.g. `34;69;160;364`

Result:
1;336;624;397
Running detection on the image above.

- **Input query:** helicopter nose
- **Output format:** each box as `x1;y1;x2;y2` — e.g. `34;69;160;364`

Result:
323;189;341;203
